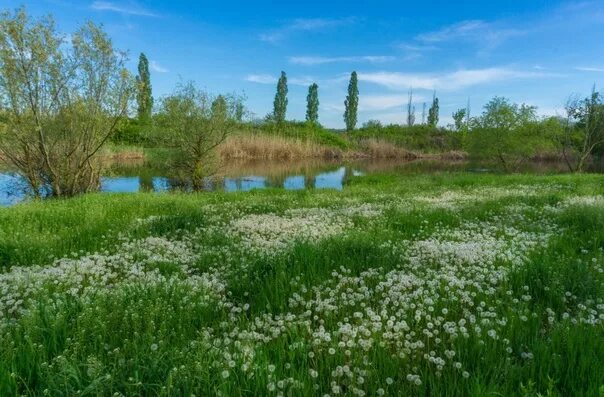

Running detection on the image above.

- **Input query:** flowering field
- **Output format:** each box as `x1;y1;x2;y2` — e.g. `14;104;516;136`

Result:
1;173;603;396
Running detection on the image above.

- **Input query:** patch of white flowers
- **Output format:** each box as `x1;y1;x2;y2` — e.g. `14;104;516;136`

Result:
560;195;604;208
227;204;383;255
0;236;226;323
192;202;603;394
1;185;603;395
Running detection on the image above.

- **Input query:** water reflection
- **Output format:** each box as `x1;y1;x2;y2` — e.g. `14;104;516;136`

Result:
1;158;602;206
101;177;140;193
0;173;25;206
99;165;350;194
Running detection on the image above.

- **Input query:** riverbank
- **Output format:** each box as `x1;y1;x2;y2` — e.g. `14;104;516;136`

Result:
1;172;603;395
102;134;466;164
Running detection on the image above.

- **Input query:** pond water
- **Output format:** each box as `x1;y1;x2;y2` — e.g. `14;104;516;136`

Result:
0;158;593;206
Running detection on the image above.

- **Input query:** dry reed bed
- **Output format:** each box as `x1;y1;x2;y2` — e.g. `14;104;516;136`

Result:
219;135;426;160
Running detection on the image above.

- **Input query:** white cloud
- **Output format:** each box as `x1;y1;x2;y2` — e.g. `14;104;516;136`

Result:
290;17;354;31
323;94;425;113
535;106;565;117
575;66;604;72
245;74;277;84
90;1;157;17
245;74;318;86
258;32;285;44
358;72;438;91
149;61;168;73
367;111;406;125
360;94;424;111
398;43;439;52
260;17;356;43
417;20;489;42
415;19;525;51
289;55;395;65
358;68;557;91
289;76;317;86
397;43;439;60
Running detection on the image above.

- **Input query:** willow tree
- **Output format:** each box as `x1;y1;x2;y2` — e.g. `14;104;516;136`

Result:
0;9;133;197
560;87;604;172
467;97;540;171
156;83;241;190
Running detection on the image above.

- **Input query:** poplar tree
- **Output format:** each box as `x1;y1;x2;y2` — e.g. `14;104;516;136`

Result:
427;91;439;127
306;83;319;124
211;95;227;121
136;53;153;121
344;71;359;131
421;102;427;124
273;71;288;123
407;89;415;126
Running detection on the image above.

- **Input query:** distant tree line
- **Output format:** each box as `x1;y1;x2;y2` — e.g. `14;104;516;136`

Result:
1;7;603;201
262;70;602;172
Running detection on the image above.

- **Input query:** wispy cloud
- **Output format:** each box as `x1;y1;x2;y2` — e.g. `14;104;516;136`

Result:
289;55;395;66
415;19;525;52
417;20;488;42
396;43;439;61
90;1;157;17
358;68;558;91
535;106;565;117
260;17;356;43
575;66;604;72
398;43;439;52
360;94;424;111
324;94;426;113
245;74;317;86
245;74;276;84
290;18;353;30
289;76;317;86
149;60;168;73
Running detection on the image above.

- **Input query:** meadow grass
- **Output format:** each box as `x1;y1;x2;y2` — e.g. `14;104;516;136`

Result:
0;172;603;396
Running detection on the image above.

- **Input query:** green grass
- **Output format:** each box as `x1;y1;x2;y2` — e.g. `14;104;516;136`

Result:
1;173;603;396
348;124;463;153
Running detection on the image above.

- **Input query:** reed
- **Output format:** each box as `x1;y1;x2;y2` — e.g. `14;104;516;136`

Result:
218;134;344;160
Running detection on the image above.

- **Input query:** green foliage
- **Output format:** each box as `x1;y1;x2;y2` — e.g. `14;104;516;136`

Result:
465;97;549;171
273;71;288;123
135;53;153;121
0;8;133;197
111;118;147;145
155;82;240;188
362;119;383;129
211;95;228;121
234;101;245;122
558;86;604;171
344;71;359;131
427;93;439;127
351;123;462;152
452;108;467;131
306;83;319;124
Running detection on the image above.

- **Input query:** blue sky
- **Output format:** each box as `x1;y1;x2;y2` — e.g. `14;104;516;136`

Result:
6;0;604;127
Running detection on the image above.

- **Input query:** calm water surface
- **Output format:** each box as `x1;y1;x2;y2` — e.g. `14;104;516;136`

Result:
0;158;588;206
